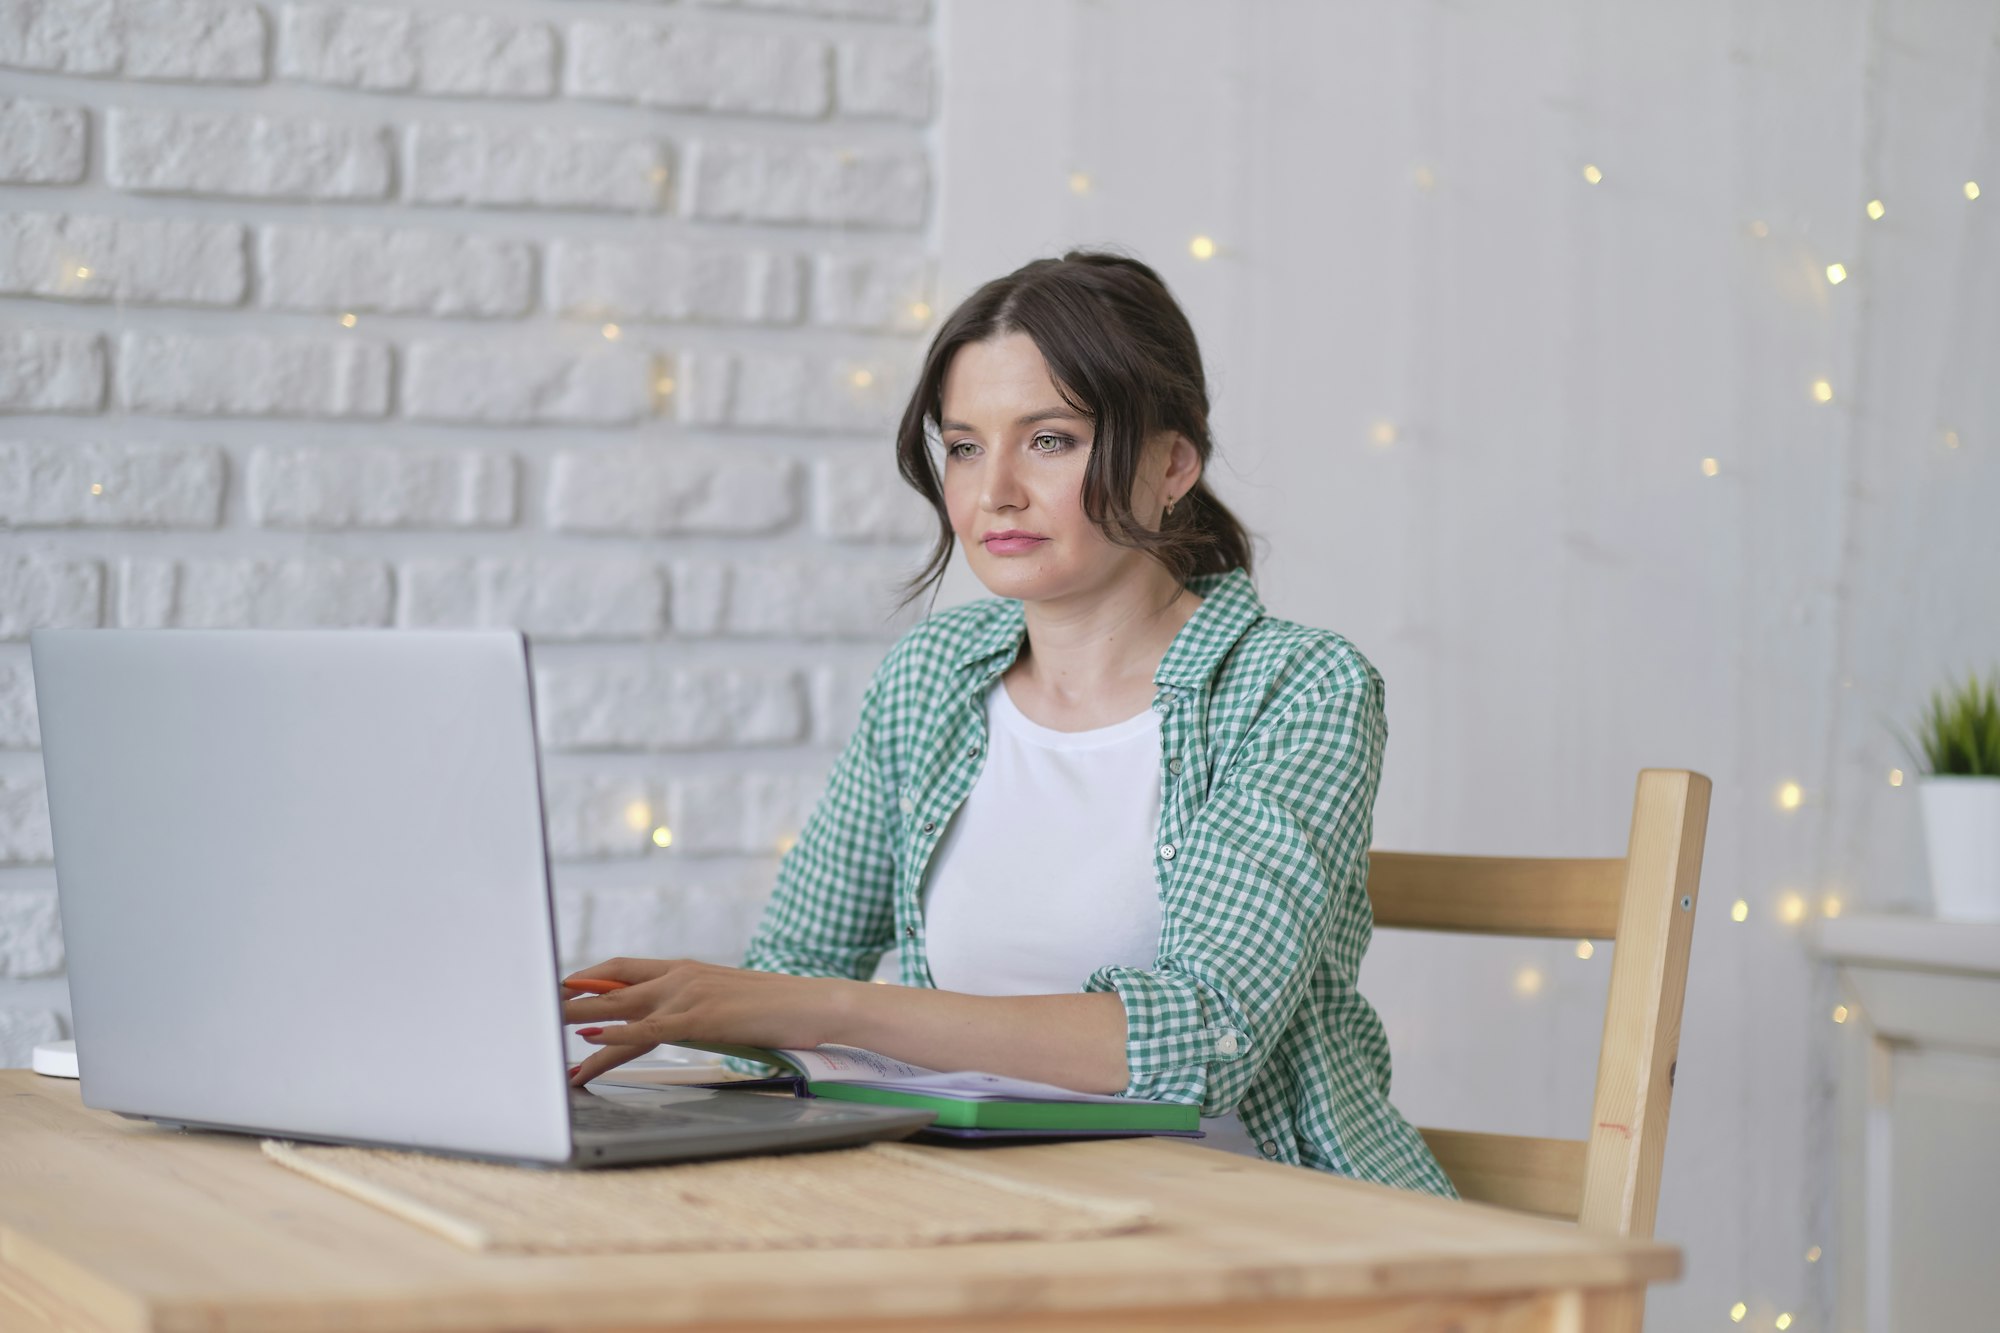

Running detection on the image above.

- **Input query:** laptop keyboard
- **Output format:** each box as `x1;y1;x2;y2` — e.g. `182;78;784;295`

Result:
568;1096;707;1131
568;1086;896;1136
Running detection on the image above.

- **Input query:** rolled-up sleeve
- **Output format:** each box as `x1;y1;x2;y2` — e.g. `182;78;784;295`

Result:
1084;658;1385;1117
740;667;898;983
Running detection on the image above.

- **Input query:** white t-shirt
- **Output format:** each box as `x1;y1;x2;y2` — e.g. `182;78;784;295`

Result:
920;677;1257;1156
923;677;1164;995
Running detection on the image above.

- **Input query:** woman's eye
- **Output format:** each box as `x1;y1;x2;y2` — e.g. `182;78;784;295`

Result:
945;434;1074;460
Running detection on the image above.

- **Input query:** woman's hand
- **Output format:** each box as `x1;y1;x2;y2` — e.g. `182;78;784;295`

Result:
559;957;853;1086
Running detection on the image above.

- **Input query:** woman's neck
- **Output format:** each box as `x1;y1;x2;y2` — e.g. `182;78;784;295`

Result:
1009;569;1204;714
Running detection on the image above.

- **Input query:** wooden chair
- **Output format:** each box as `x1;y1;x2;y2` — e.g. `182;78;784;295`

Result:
1366;767;1712;1240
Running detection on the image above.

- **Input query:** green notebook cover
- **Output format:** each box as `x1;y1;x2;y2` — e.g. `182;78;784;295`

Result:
677;1042;1201;1133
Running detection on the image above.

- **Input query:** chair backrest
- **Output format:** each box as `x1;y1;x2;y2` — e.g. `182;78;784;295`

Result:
1366;768;1711;1238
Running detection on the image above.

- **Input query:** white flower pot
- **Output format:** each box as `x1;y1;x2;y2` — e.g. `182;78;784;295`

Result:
1919;775;2000;923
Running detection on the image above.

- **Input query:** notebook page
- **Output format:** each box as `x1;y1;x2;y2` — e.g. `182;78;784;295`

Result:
839;1070;1134;1104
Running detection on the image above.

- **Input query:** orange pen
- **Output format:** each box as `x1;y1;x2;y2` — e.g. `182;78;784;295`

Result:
562;977;630;994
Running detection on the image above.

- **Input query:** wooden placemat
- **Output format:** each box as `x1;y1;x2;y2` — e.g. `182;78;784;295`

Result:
261;1138;1154;1254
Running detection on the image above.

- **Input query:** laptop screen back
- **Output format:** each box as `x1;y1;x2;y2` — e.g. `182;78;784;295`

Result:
30;628;572;1162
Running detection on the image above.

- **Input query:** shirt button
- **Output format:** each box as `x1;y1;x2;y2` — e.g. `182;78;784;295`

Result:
1260;1141;1279;1157
967;743;979;756
1159;843;1176;861
904;925;915;938
899;796;914;814
922;821;935;833
1167;758;1183;774
1216;1033;1239;1055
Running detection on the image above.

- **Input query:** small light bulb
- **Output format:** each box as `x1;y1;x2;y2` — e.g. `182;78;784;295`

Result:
1574;939;1594;960
1701;457;1719;476
1777;1312;1793;1329
1966;181;1981;201
74;265;91;279
1806;1245;1822;1263
1189;235;1216;260
649;166;668;183
623;801;651;831
851;368;873;388
1582;163;1603;184
651;825;672;848
1778;781;1803;810
1943;428;1961;449
1823;896;1843;918
601;323;620;340
1866;199;1885;220
653;376;675;395
1779;892;1807;924
1068;171;1091;194
909;301;931;321
90;482;103;495
1832;1004;1849;1024
776;834;798;855
1411;165;1436;191
339;312;357;328
1370;421;1397;447
1888;768;1904;786
1812;379;1834;403
1730;1301;1747;1322
1825;262;1847;284
1513;966;1544;997
1731;899;1749;922
1748;219;1770;238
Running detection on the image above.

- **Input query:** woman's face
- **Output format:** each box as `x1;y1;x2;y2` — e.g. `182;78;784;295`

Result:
938;332;1185;602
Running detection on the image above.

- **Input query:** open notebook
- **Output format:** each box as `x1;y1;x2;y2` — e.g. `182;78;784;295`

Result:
667;1042;1202;1135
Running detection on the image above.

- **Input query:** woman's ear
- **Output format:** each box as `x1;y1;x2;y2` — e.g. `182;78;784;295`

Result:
1165;431;1202;499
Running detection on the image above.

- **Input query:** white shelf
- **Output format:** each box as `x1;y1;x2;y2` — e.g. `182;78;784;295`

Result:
1813;912;2000;977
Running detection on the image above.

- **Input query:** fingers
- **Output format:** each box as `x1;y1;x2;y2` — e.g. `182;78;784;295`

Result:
559;956;682;988
559;960;668;1021
567;1043;647;1087
572;1017;670;1048
560;989;649;1025
559;959;703;1024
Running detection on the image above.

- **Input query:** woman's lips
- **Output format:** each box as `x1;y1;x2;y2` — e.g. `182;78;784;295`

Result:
983;536;1047;553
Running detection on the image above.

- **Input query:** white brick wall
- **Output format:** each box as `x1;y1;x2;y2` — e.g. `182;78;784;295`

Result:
0;330;105;411
0;214;247;305
0;97;88;183
258;224;533;316
277;5;558;98
0;0;939;1064
106;108;396;199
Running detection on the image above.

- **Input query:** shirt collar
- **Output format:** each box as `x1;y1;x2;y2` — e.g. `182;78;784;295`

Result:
952;565;1264;690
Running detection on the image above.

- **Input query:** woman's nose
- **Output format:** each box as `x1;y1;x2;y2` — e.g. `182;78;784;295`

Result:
980;450;1026;509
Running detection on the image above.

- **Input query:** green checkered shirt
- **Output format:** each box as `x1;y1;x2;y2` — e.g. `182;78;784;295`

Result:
739;565;1456;1196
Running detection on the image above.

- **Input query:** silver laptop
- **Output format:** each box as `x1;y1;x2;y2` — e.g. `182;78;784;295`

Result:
29;628;933;1167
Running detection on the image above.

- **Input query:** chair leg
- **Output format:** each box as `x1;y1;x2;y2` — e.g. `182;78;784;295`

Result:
1565;1285;1645;1333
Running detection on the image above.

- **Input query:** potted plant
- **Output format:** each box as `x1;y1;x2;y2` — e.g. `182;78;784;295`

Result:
1908;670;2000;922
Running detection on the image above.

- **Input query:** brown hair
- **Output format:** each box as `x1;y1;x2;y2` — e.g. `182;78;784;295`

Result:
891;248;1256;613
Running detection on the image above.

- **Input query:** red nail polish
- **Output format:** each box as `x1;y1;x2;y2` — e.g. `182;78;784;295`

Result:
567;1066;580;1076
576;1027;603;1037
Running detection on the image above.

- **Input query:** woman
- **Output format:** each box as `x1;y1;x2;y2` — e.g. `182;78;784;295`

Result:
560;250;1455;1196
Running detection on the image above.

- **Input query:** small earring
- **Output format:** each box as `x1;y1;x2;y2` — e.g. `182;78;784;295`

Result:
1165;495;1177;517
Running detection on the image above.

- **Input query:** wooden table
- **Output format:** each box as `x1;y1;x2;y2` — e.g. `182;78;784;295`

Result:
0;1070;1679;1331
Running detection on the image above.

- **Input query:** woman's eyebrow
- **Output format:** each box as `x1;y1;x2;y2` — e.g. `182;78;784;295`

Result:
939;407;1084;432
